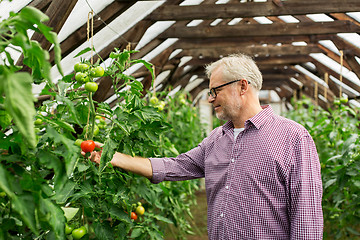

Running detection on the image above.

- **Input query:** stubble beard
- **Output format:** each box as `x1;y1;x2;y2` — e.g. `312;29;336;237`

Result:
215;100;242;122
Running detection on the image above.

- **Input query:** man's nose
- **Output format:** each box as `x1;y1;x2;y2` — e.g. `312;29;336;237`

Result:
208;94;215;103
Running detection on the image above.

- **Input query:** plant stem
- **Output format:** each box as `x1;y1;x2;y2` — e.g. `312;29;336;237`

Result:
88;92;96;140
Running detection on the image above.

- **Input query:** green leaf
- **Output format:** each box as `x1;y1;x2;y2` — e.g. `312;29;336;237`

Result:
153;214;174;224
61;207;79;222
109;205;131;223
3;72;36;148
94;221;115;240
55;181;76;204
45;126;79;176
130;227;143;238
40;198;66;239
130;59;154;80
74;47;92;58
20;6;49;23
324;178;337;189
0;165;38;234
99;138;117;173
56;95;81;125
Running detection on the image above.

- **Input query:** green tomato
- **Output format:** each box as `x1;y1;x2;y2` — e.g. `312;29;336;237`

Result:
74;139;83;147
72;226;87;239
150;96;158;105
65;223;74;235
0;192;6;197
85;125;99;136
157;104;164;111
74;63;83;72
75;72;88;83
340;97;348;104
135;205;145;216
180;98;186;105
34;118;43;125
85;82;98;92
93;125;100;136
90;66;104;77
80;63;89;72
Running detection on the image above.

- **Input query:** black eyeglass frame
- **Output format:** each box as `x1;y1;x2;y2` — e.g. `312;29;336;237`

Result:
208;79;250;98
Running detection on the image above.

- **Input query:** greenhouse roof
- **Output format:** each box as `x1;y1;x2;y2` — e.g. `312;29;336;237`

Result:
1;0;360;109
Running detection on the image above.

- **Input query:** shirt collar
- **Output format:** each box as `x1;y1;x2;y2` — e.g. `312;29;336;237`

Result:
246;105;274;129
222;105;274;132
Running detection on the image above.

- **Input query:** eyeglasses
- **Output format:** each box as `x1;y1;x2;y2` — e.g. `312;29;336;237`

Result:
208;79;250;98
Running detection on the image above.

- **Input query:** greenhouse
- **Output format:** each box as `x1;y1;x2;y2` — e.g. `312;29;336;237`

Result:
0;0;359;239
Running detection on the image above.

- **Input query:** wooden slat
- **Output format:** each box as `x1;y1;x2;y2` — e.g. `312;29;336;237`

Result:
49;1;135;63
147;0;360;21
173;35;333;49
159;20;360;39
179;44;325;58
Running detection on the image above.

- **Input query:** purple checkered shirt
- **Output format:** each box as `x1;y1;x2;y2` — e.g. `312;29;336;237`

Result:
150;105;323;239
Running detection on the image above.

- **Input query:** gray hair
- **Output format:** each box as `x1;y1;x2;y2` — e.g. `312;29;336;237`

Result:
205;53;263;91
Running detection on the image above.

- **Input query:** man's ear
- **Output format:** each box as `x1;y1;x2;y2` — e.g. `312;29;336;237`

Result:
240;79;249;95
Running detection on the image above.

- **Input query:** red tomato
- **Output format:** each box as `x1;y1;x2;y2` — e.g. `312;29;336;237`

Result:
131;212;138;220
81;140;95;153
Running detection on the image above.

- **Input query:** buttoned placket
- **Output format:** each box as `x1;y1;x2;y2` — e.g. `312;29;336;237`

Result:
218;127;246;234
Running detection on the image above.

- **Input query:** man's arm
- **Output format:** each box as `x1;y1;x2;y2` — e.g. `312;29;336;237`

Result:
289;134;323;239
87;142;153;179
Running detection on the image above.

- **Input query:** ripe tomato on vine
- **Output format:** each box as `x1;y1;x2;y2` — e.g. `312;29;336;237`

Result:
81;140;95;153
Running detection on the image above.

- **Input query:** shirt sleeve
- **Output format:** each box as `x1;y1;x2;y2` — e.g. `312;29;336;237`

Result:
288;133;323;239
149;142;206;184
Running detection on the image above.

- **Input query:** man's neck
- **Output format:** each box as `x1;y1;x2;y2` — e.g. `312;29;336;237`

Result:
232;102;263;128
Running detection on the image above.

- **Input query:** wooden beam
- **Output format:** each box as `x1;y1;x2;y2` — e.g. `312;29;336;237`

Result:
159;20;360;39
146;0;360;21
49;1;135;63
173;35;333;49
28;0;52;12
178;44;325;58
311;57;360;95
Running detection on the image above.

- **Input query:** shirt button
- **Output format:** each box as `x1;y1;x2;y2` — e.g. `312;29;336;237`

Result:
225;186;229;190
231;158;235;162
220;213;224;217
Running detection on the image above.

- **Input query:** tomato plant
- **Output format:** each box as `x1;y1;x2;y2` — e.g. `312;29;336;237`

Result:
286;96;360;239
0;8;204;238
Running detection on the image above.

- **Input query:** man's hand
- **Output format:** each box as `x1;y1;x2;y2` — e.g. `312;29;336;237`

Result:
81;141;103;164
81;141;153;179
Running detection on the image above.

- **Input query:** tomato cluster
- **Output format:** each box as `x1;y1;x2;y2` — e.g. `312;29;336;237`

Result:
65;223;87;239
73;62;104;93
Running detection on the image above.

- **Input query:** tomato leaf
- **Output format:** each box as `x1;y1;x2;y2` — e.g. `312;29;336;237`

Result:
3;72;37;148
0;165;38;235
40;198;66;239
93;221;115;240
19;6;49;23
74;47;92;58
56;95;81;125
45;126;79;176
99;138;117;173
61;207;79;222
130;227;143;238
54;180;77;204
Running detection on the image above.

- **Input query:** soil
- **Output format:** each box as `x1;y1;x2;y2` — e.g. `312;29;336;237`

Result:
165;190;208;240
